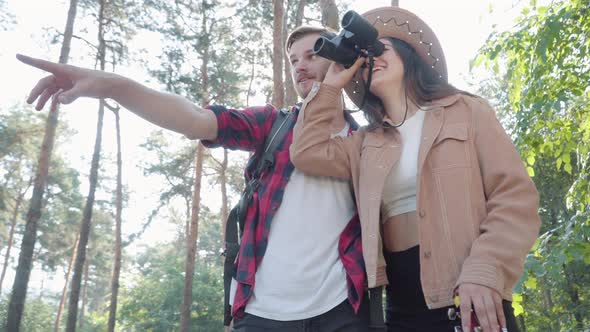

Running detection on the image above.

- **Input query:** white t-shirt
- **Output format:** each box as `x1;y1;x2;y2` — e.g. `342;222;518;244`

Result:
230;124;355;320
381;110;425;219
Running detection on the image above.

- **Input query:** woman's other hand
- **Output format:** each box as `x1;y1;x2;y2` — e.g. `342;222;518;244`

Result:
458;283;507;332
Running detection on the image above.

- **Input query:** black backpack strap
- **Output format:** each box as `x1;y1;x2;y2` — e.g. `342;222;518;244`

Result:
253;107;293;177
368;286;386;331
223;107;295;327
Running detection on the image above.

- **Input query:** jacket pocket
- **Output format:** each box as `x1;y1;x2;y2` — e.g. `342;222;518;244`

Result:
430;123;470;170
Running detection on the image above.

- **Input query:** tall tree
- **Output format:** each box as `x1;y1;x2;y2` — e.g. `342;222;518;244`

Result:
181;143;205;331
218;152;229;243
65;0;108;330
139;0;245;328
180;0;211;328
283;0;306;106
0;178;32;296
54;234;79;332
272;0;286;108
5;0;79;329
0;107;44;294
319;0;339;30
107;107;123;332
78;258;90;328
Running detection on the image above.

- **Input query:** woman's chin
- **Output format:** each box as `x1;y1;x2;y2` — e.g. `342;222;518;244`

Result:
369;84;387;99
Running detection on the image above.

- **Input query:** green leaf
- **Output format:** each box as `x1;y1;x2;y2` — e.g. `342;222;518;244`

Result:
527;166;535;177
527;153;536;165
524;276;538;289
512;294;524;316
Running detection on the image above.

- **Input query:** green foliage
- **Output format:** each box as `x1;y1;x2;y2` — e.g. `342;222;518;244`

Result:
0;105;44;244
140;0;245;107
0;295;56;332
136;130;196;239
476;0;590;330
0;105;83;273
117;238;224;331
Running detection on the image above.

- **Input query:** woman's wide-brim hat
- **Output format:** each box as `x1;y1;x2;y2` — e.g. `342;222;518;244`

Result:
344;6;447;113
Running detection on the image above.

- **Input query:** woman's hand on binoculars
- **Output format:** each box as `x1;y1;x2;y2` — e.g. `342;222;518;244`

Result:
323;57;366;90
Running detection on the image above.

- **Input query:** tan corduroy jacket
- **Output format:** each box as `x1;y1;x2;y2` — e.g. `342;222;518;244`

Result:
290;82;541;309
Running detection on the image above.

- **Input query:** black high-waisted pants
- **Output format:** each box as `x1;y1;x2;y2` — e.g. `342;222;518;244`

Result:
384;245;520;332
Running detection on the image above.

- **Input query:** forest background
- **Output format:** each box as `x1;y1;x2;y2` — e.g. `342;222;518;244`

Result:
0;0;588;331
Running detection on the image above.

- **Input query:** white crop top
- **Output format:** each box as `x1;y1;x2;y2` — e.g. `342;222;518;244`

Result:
381;110;426;220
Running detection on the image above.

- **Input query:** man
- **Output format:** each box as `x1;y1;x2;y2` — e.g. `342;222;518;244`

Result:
19;25;369;331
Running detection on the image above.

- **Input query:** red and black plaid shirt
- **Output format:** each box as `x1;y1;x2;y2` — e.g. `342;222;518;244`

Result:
202;103;366;319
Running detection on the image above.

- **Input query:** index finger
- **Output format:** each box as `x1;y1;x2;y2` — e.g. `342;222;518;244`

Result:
16;54;66;75
494;294;507;329
459;294;472;332
349;56;365;72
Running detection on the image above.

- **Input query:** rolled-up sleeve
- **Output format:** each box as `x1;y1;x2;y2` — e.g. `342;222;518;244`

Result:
202;104;276;152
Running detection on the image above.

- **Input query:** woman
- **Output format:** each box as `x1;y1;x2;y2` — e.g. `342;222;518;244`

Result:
290;6;540;332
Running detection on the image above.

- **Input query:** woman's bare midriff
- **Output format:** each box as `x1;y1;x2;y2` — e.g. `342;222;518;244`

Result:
382;211;420;252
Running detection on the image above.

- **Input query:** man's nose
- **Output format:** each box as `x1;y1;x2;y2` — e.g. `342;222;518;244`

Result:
294;60;307;73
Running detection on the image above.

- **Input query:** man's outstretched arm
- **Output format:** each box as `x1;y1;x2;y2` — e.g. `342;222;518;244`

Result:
17;54;218;140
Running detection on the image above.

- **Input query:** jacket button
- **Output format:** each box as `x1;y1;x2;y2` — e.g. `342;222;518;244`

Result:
419;210;426;218
429;295;439;303
424;251;432;258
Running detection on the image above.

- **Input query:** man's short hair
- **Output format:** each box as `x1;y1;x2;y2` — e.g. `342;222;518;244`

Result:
285;25;337;53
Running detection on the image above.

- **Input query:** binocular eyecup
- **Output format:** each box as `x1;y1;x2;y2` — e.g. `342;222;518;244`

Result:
313;10;384;68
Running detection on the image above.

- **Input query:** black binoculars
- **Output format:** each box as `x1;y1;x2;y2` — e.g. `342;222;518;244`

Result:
313;10;385;68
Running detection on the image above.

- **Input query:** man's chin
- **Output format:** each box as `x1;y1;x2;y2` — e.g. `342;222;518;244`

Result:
297;81;312;99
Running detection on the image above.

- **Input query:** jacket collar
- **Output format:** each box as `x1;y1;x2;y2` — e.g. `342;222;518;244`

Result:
380;93;461;127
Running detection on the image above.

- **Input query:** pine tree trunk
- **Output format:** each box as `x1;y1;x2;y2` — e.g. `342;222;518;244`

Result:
54;234;79;332
319;0;339;30
220;149;229;244
107;108;123;332
5;0;78;330
518;315;526;332
66;106;105;332
246;60;256;107
540;277;558;331
180;3;208;330
295;0;306;26
283;0;297;106
0;189;27;295
272;0;285;108
79;260;89;329
65;2;106;330
180;143;205;332
564;264;583;328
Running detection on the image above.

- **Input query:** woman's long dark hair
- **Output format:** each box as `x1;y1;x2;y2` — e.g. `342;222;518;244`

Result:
363;37;472;127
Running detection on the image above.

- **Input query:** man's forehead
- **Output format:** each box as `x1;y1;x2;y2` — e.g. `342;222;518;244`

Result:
288;33;320;57
289;49;315;60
